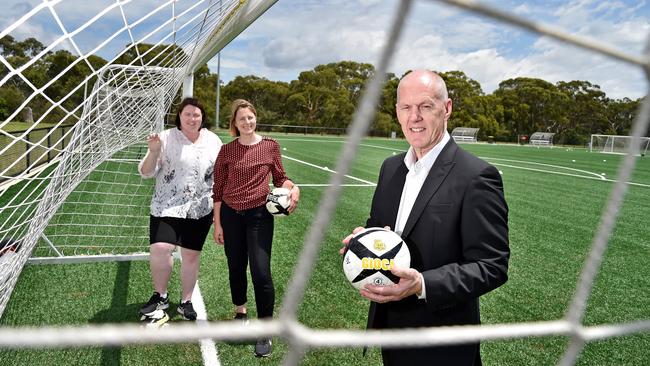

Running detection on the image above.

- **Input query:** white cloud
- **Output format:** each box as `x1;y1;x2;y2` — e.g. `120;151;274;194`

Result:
513;3;532;15
218;57;248;69
552;0;648;52
594;1;626;14
211;0;649;99
3;0;647;99
456;49;522;92
357;0;383;7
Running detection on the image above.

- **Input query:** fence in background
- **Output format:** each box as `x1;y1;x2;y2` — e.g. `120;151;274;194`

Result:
0;126;73;183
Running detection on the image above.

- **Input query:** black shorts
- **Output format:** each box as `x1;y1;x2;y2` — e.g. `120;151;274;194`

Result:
149;212;213;251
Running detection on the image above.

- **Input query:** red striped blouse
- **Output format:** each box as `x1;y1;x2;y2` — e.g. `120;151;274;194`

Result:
212;137;289;211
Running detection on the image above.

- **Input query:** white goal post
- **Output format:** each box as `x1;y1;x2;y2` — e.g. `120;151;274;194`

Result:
589;134;650;155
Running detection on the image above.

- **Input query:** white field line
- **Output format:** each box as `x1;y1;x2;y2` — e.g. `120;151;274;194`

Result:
484;158;650;189
274;137;406;152
181;246;219;366
492;162;607;181
359;143;405;152
483;157;606;180
348;145;650;189
282;155;376;186
608;180;650;189
493;162;650;188
192;282;220;366
283;146;650;189
273;138;345;143
284;183;375;187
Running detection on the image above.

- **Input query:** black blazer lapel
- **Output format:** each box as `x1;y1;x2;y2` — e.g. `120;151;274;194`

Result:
401;141;457;238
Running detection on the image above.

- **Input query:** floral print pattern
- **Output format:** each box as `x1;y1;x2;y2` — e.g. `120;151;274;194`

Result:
139;128;222;219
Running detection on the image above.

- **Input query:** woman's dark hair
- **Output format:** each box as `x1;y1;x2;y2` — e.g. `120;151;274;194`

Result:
175;97;207;130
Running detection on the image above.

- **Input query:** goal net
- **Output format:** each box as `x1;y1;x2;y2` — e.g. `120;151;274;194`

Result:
590;134;650;155
0;0;276;316
1;1;649;365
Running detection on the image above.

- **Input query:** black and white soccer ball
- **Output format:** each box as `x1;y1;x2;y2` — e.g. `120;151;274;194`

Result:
266;187;291;216
343;227;410;290
140;309;169;328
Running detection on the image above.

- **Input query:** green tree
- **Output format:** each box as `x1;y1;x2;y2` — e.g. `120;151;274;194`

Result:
318;61;374;103
605;97;640;135
287;61;378;129
557;80;607;144
495;77;569;141
192;64;218;129
441;70;483;111
376;73;399;136
288;67;342;127
18;38;45;58
114;43;186;67
440;71;502;139
221;75;290;128
38;50;109;124
0;86;24;120
0;35;24;58
454;94;502;139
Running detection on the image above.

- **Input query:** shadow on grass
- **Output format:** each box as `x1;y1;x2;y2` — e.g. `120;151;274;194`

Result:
88;261;136;366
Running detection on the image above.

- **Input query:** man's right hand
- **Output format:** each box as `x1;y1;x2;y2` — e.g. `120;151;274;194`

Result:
339;226;365;255
147;134;162;154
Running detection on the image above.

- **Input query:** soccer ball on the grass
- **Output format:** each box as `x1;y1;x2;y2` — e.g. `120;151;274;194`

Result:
140;309;169;328
343;227;410;290
266;187;291;216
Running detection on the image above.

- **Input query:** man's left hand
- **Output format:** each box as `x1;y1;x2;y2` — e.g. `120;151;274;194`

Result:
360;266;423;303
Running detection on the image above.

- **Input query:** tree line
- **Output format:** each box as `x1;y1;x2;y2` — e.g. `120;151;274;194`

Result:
1;36;644;145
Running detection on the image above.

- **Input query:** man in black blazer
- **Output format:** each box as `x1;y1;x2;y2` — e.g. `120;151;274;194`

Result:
342;70;509;365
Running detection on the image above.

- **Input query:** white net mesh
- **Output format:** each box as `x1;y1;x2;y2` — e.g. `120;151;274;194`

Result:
0;0;273;317
590;134;650;155
1;1;649;366
35;143;152;257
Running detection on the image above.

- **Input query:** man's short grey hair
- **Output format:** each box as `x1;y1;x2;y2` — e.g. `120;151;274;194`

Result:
436;73;449;101
396;70;449;102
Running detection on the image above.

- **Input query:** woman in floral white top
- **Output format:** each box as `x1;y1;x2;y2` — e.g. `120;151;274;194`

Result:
137;97;222;321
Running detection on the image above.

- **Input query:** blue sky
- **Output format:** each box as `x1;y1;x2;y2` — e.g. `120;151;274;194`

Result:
3;0;649;99
212;0;650;99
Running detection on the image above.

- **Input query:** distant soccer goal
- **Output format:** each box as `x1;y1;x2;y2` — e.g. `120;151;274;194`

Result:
451;127;479;143
529;132;556;147
590;134;650;155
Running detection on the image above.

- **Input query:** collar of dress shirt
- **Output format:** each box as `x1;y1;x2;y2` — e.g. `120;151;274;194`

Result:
403;131;451;173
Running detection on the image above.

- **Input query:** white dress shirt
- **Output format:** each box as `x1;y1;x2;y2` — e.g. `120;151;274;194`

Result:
138;128;222;219
394;131;450;299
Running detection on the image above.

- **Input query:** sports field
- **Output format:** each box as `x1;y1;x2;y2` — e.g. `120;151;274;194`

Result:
1;132;649;365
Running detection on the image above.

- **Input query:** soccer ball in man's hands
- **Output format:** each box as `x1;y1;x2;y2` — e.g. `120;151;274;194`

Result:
266;188;291;216
342;227;410;290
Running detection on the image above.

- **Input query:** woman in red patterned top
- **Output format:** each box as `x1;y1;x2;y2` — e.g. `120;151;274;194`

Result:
212;99;299;357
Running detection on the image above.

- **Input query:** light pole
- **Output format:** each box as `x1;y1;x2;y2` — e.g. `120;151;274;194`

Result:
216;52;221;129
